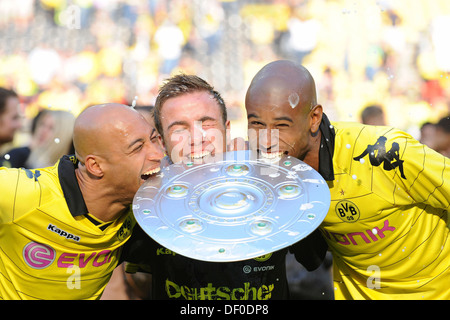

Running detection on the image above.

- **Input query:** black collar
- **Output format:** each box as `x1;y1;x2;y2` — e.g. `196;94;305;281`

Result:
58;155;89;217
318;113;335;181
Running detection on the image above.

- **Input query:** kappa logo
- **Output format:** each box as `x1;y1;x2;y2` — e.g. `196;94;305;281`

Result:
22;168;41;181
353;136;406;179
156;247;176;256
48;224;81;241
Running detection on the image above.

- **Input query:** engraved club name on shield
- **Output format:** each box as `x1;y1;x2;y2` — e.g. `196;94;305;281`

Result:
132;150;330;262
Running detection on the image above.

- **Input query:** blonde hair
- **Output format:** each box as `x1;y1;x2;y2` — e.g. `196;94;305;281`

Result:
26;110;75;168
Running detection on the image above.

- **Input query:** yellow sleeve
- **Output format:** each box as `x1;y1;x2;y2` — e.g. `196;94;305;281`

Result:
391;131;450;210
0;167;42;224
349;126;450;210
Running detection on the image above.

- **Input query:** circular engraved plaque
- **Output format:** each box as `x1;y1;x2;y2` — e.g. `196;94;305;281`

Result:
133;150;330;262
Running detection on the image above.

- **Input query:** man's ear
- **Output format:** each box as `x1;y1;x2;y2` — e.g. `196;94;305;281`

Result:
310;104;323;135
225;120;231;131
228;137;248;151
224;120;232;150
84;155;104;178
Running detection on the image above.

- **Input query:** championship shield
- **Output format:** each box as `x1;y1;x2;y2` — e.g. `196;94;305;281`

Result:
132;150;330;262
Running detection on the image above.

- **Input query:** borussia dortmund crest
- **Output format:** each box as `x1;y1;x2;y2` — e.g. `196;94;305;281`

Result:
254;253;272;262
335;200;360;223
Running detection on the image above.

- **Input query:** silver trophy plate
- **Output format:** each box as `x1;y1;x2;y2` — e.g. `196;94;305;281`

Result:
132;150;330;262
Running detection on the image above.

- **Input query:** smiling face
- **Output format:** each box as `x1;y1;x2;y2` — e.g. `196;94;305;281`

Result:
246;89;312;161
0;96;21;146
103;113;164;196
159;90;230;164
245;60;323;169
33;111;55;147
74;104;165;200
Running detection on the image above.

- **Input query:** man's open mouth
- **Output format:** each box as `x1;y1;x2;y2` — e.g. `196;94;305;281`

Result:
258;150;288;160
141;167;161;180
190;150;212;160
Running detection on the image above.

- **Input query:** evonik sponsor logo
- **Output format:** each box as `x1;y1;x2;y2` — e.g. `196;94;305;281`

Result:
23;241;117;269
23;242;55;269
243;264;275;274
322;219;396;246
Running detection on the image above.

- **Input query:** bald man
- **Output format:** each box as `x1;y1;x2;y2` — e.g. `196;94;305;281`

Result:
0;103;164;299
245;60;450;300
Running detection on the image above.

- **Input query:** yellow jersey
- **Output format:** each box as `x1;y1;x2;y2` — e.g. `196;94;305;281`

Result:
0;155;135;300
320;120;449;299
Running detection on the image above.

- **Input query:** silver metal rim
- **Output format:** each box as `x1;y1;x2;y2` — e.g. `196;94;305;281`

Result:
133;150;330;262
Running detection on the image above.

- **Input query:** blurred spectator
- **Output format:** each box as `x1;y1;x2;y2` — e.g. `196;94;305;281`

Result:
154;19;185;76
0;0;448;136
196;1;224;55
285;6;320;64
434;115;450;157
27;45;62;86
0;88;21;166
420;121;438;150
360;104;386;126
4;109;75;168
431;16;450;75
420;117;450;157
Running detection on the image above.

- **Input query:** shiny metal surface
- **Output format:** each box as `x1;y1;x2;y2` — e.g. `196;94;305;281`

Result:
133;150;330;262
